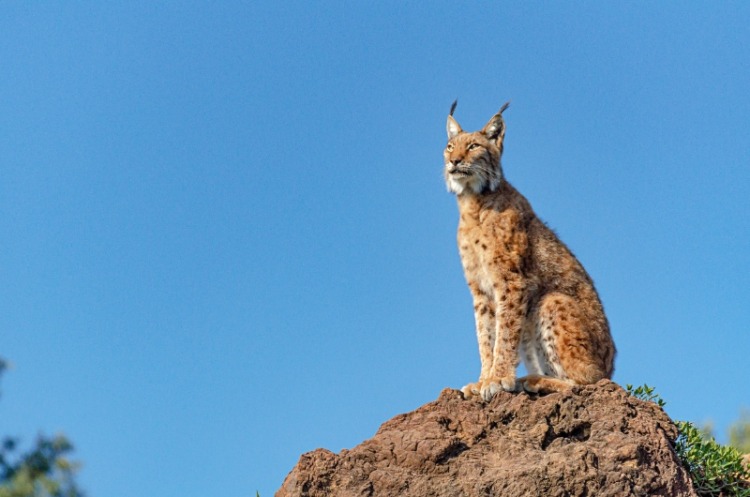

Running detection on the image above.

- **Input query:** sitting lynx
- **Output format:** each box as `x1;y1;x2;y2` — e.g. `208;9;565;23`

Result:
444;101;615;400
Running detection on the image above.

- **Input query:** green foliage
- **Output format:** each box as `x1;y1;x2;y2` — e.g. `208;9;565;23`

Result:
627;384;750;497
699;421;717;441
729;410;750;454
625;383;666;408
0;361;84;497
0;435;83;497
675;420;750;497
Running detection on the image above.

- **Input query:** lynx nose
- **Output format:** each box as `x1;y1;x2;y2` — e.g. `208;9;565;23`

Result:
448;159;464;174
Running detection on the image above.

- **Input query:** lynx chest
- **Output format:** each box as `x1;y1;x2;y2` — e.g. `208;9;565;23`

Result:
456;200;529;297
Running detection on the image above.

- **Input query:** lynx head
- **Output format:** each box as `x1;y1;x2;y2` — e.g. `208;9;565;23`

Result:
444;101;510;195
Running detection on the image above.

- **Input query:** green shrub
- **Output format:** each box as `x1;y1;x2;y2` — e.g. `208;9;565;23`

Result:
627;384;750;497
675;420;750;497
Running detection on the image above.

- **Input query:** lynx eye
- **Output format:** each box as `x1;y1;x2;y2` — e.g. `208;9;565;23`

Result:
446;143;454;152
467;143;479;151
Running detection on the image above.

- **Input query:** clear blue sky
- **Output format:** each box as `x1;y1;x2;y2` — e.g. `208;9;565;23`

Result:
2;3;749;496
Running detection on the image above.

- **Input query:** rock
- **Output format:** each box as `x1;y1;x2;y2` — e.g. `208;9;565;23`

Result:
276;380;696;497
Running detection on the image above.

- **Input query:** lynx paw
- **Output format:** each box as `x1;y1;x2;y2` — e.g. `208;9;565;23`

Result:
481;376;518;400
460;381;482;398
480;382;502;401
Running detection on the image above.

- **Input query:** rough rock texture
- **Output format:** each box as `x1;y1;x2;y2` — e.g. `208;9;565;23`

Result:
277;380;697;497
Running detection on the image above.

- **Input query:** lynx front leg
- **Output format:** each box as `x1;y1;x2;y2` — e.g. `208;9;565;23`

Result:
481;276;526;400
461;283;495;399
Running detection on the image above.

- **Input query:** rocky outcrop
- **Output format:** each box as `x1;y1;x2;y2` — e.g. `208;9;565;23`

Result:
277;380;697;497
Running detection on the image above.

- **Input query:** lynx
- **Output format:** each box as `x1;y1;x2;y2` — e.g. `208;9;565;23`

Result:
444;101;616;400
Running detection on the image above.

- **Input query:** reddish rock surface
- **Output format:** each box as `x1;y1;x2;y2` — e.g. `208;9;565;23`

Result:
277;380;697;497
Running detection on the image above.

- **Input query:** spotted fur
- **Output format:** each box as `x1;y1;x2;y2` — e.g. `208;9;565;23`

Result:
445;102;616;400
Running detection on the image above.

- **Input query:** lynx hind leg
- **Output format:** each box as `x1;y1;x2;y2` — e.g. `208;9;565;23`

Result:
518;374;575;394
535;293;610;386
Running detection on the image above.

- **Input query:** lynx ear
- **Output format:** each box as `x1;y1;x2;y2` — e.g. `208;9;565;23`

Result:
481;101;511;144
447;115;463;139
446;99;462;139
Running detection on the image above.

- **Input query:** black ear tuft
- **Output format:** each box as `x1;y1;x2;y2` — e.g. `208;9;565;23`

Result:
482;101;511;144
449;99;458;117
